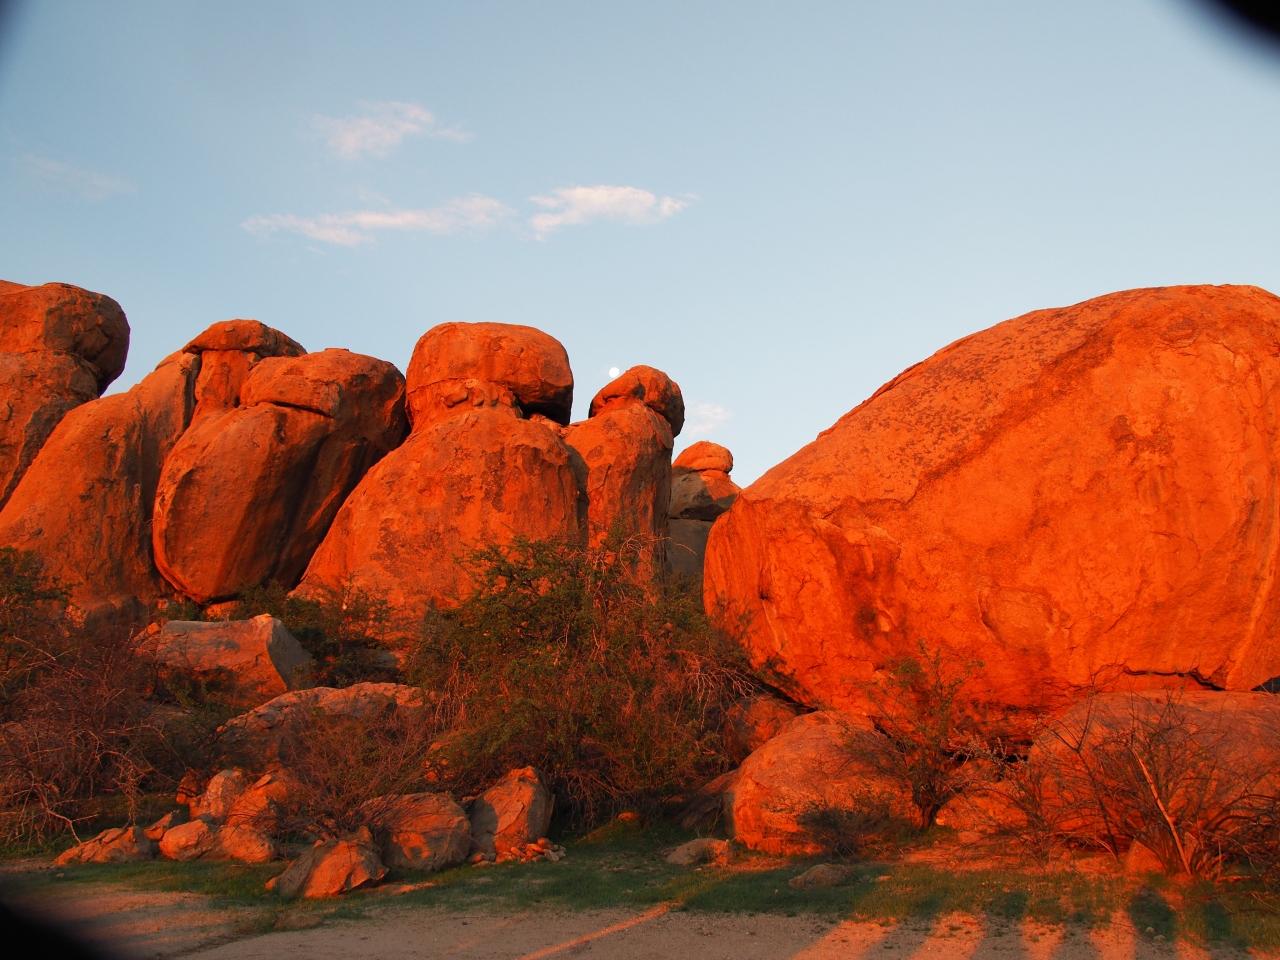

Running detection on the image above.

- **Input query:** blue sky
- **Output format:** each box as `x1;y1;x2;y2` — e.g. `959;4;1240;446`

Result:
2;1;1279;483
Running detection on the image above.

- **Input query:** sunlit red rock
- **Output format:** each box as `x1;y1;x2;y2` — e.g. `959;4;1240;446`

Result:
468;767;554;859
365;793;471;871
722;694;803;764
151;348;407;602
55;826;155;865
0;282;130;508
297;406;580;625
266;829;386;899
673;441;732;474
405;322;573;430
0;350;199;624
705;285;1280;720
667;441;739;577
589;364;684;434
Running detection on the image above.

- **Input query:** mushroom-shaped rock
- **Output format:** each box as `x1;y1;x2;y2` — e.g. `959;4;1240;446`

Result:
0;350;199;627
673;441;732;474
666;442;740;578
365;793;471;871
706;285;1280;721
589;365;684;435
564;366;682;552
406;322;574;430
0;282;130;508
297;407;580;626
155;616;313;707
468;767;554;859
151;349;407;602
182;319;306;424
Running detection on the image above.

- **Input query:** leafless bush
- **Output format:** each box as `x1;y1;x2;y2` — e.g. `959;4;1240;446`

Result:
988;691;1280;877
272;708;442;837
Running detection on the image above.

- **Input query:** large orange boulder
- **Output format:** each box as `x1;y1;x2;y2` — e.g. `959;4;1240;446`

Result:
183;319;305;424
563;366;681;551
298;410;579;625
151;348;407;601
405;321;573;429
0;349;199;624
0;282;129;508
705;285;1280;721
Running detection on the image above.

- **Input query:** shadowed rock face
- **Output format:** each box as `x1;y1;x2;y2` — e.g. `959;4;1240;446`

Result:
151;348;407;602
0;282;130;508
705;285;1280;720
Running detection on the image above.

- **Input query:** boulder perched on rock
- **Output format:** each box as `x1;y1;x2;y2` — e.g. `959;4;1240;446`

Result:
0;282;130;509
365;793;471;871
666;441;738;577
298;407;580;624
182;319;304;425
0;349;200;625
724;711;906;855
219;683;427;761
722;695;804;764
55;826;155;865
155;616;312;706
152;348;407;602
405;322;573;429
468;767;554;859
706;286;1280;720
564;366;682;551
266;830;386;899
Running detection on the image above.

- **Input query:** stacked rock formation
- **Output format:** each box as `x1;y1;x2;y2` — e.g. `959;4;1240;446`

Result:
705;285;1280;721
299;325;686;624
296;322;583;619
0;312;403;625
666;440;740;577
0;282;129;509
564;365;685;561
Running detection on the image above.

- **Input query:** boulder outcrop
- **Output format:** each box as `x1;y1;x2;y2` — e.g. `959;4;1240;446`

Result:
155;616;312;706
151;348;407;602
0;349;200;624
298;398;580;624
705;285;1280;720
564;366;682;552
0;282;130;508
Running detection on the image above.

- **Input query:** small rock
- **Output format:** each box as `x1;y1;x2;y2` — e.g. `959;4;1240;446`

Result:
55;827;156;866
666;838;730;867
789;863;853;890
159;819;218;862
274;911;324;931
144;809;188;842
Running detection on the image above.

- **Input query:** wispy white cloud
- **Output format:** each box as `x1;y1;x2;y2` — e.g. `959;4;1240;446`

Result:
314;101;470;160
242;194;512;245
528;185;689;239
20;155;134;201
684;402;731;437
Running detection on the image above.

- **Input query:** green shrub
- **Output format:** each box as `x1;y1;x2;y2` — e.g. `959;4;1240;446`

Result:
405;531;756;825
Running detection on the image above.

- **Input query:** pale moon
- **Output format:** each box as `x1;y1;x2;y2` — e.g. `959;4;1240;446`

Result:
608;366;621;379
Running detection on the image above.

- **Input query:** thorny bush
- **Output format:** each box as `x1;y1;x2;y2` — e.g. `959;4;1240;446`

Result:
405;530;757;825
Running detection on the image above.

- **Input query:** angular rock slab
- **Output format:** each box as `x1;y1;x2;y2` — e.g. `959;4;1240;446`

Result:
267;832;387;899
156;616;312;706
0;281;130;508
706;285;1280;719
152;348;407;602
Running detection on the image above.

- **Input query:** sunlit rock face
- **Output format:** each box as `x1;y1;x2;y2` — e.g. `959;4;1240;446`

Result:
706;285;1280;722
